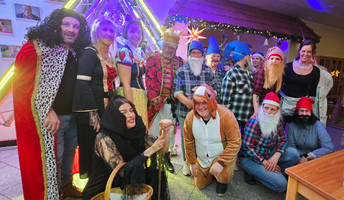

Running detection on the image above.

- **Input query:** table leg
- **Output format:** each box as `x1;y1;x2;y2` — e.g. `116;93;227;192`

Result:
286;176;298;200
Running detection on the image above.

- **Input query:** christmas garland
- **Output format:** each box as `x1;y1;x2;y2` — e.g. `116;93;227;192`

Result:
164;14;320;43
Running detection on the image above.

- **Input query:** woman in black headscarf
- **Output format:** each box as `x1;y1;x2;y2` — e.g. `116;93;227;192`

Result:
82;95;172;200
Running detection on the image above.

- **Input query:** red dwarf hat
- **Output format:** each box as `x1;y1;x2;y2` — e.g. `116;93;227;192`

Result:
266;46;284;61
262;92;280;107
296;97;314;111
193;84;218;119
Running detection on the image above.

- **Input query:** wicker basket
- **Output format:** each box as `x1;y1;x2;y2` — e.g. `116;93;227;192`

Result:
91;162;153;200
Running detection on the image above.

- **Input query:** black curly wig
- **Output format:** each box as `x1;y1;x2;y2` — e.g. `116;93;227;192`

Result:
26;8;91;54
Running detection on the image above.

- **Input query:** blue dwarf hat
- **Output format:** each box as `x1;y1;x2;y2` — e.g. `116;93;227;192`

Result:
206;36;221;56
188;40;204;55
224;40;251;63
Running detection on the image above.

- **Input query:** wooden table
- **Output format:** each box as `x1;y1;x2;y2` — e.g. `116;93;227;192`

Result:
285;149;344;200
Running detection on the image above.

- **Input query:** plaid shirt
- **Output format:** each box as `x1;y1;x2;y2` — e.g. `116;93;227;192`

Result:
221;64;254;122
240;117;287;164
173;63;216;118
213;64;227;104
253;68;277;104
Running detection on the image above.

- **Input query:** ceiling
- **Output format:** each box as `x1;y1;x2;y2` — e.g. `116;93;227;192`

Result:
226;0;344;29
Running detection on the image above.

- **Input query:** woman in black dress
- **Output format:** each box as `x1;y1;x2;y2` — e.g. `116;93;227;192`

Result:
82;96;172;200
73;17;117;178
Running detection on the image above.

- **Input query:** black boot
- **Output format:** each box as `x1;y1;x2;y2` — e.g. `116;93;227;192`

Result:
244;170;257;185
216;180;228;197
163;152;175;173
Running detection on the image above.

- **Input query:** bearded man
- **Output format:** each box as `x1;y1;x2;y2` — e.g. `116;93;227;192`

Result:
205;36;226;103
173;40;216;175
145;27;184;173
239;92;299;192
252;47;285;114
221;40;253;134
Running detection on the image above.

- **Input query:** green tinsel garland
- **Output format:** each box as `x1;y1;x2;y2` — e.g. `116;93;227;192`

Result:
164;14;320;43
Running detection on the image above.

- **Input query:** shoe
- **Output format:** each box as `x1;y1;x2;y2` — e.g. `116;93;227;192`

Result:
244;171;257;185
62;178;82;198
163;152;175;173
216;181;227;197
170;145;178;157
182;162;191;176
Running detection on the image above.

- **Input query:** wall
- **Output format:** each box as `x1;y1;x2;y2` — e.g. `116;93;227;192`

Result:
302;20;344;59
0;0;63;141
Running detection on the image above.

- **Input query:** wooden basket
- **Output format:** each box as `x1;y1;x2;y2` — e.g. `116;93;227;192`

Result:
91;162;153;200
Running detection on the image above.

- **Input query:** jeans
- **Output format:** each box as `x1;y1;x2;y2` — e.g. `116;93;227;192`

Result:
240;147;299;192
149;104;176;151
177;115;186;161
56;115;78;188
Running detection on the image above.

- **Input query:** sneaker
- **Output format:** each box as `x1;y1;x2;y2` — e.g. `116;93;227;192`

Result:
216;181;227;197
244;171;257;185
182;162;191;176
62;178;82;198
170;145;178;157
163;152;175;173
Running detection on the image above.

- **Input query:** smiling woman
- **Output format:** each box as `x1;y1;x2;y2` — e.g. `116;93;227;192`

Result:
115;20;148;126
280;40;320;122
72;17;117;180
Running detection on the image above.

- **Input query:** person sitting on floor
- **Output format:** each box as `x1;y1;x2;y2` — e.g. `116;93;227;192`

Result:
183;84;241;197
288;97;334;164
239;92;299;192
82;96;173;200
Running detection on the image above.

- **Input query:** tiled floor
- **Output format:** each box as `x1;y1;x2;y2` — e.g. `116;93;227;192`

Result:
0;125;343;200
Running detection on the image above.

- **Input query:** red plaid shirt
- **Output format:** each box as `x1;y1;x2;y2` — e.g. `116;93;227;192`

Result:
240;117;287;164
253;68;277;104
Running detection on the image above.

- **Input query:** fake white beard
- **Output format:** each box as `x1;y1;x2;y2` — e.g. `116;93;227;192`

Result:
257;106;281;138
188;56;204;76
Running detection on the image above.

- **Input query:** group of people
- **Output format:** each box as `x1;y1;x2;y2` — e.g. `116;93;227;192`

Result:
12;7;335;200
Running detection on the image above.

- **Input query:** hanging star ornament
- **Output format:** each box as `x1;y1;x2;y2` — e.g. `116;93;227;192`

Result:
183;26;207;44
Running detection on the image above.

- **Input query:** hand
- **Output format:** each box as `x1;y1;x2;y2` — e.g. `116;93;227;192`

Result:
89;111;100;132
297;156;308;164
43;108;60;134
191;164;198;177
159;119;173;133
144;135;166;157
224;65;231;71
250;110;258;119
209;162;224;177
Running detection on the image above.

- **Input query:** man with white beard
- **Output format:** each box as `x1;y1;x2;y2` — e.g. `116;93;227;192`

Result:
173;40;216;175
239;92;299;192
252;46;285;117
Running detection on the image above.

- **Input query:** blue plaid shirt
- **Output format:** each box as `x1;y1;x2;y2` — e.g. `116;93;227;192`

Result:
213;64;227;104
221;64;254;122
173;63;216;118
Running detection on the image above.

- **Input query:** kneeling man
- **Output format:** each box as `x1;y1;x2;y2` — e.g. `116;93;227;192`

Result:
184;84;241;196
240;92;299;192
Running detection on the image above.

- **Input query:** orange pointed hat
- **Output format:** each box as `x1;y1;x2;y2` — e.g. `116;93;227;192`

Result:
193;84;218;119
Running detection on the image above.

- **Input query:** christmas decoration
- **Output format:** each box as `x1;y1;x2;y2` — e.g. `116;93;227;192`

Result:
164;14;320;43
183;26;207;44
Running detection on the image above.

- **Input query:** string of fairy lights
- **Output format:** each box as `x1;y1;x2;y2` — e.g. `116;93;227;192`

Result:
165;14;320;43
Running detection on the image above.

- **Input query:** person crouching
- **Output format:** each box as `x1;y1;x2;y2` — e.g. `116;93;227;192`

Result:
183;84;241;196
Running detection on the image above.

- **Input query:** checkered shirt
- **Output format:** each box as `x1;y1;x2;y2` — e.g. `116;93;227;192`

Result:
221;64;254;122
214;64;227;104
240;117;287;164
253;68;277;104
173;63;216;118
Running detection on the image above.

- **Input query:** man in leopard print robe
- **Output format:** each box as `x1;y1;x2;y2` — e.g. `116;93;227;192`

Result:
13;8;90;200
